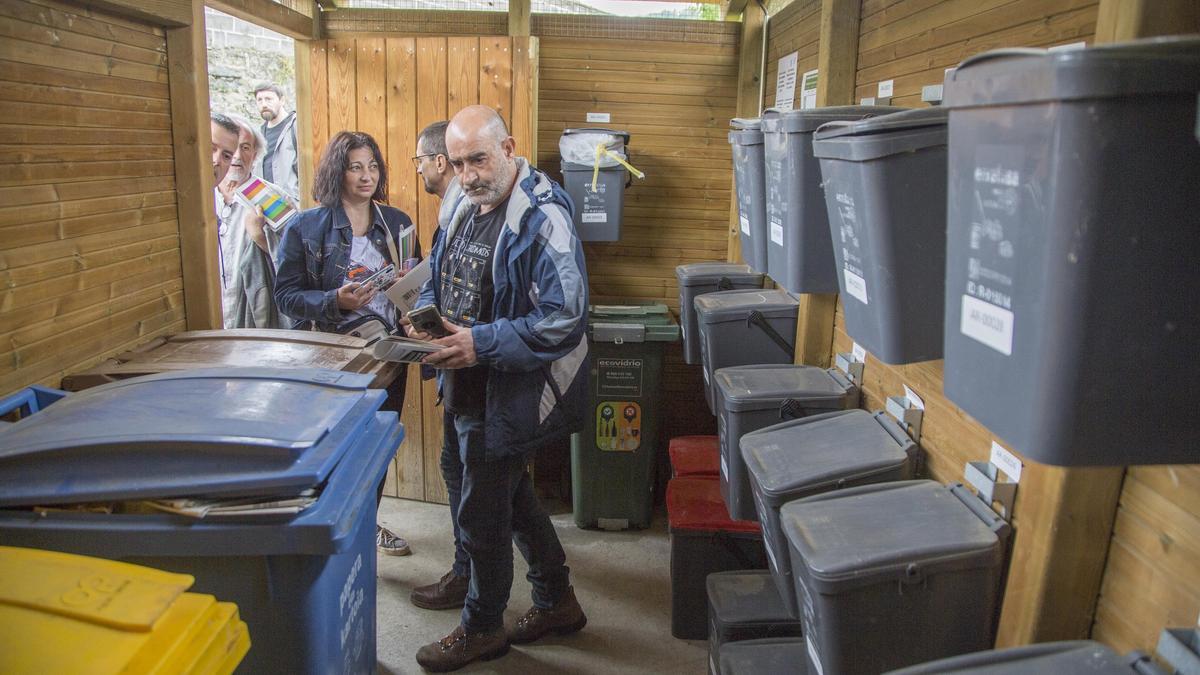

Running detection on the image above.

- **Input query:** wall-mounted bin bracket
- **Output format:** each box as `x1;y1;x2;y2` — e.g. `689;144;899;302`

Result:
885;395;923;442
834;351;864;385
965;461;1017;521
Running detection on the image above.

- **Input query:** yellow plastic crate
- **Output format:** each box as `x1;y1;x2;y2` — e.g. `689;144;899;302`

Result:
0;546;249;675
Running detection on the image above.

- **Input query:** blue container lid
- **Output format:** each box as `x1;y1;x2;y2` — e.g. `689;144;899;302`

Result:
0;368;386;507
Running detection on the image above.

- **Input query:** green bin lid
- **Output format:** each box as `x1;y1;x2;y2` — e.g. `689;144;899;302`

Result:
588;303;679;342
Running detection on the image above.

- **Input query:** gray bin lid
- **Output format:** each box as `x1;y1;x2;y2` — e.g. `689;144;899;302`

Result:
743;409;915;501
943;36;1200;108
885;640;1162;675
761;105;908;134
812;107;949;161
0;368;381;507
675;262;762;287
780;480;1008;594
695;289;799;324
707;570;798;626
715;364;853;413
729;117;764;145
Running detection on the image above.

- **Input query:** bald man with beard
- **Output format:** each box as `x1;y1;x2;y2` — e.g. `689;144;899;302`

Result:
407;106;590;672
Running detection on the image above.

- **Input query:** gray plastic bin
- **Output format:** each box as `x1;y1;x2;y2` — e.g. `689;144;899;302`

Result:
707;571;804;675
812;107;950;364
729;118;769;273
676;263;765;365
719;638;810;675
940;38;1200;466
560;128;630;241
743;409;918;618
695;289;800;414
715;365;859;521
761;105;904;293
781;480;1010;675
885;640;1164;675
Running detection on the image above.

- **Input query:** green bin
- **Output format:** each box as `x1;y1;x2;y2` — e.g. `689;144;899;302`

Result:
571;303;680;530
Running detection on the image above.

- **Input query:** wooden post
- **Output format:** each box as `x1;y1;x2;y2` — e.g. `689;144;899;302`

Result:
165;0;222;331
792;0;858;367
727;3;766;264
509;0;531;37
1095;0;1200;43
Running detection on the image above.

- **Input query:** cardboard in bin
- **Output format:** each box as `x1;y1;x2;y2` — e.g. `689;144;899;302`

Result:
61;329;402;392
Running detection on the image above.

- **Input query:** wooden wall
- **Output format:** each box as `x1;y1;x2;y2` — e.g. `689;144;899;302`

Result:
0;0;185;396
535;22;741;443
761;0;1200;656
305;35;537;504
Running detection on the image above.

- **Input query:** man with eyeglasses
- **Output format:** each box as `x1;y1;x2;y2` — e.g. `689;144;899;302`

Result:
408;119;471;613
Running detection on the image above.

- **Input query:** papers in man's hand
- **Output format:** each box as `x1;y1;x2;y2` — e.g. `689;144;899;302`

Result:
372;334;444;364
146;490;318;519
384;257;431;315
236;177;297;231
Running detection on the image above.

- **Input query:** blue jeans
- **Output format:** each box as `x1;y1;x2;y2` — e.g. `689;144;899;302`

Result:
447;412;571;633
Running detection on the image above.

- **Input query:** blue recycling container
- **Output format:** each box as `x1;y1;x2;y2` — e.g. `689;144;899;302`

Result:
0;368;403;675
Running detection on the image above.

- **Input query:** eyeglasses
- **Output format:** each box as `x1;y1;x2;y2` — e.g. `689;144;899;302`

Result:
411;153;439;169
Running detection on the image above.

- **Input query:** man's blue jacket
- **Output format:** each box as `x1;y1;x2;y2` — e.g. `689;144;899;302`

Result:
418;158;589;459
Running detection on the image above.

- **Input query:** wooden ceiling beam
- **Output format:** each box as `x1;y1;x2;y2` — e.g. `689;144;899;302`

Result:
209;0;319;40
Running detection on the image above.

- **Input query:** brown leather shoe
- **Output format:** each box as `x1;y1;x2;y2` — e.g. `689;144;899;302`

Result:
415;624;508;672
506;586;587;644
411;570;470;610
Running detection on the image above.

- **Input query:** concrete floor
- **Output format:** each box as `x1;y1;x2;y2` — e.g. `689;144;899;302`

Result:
375;496;707;674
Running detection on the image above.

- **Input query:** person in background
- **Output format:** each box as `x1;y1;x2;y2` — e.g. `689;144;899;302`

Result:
214;114;288;329
409;106;589;672
254;82;300;203
407;120;471;612
210;113;239;185
274;130;420;557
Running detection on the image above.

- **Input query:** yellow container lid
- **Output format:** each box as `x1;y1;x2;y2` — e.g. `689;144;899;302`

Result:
0;547;248;675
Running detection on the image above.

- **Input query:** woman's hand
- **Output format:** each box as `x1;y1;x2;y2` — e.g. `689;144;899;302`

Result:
336;280;376;310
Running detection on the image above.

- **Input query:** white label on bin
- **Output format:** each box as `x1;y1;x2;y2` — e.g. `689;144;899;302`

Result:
720;453;728;480
851;342;867;364
739;214;750;235
1049;41;1086;52
807;637;826;675
586;112;611;123
990;441;1023;483
843;269;868;305
961;294;1014;356
877;79;894;98
582;212;607;223
770;220;784;246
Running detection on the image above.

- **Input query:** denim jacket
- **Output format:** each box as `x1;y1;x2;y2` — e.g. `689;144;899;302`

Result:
416;158;589;459
274;203;416;332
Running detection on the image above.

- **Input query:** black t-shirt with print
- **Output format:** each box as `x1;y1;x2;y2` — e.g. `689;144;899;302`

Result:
439;197;508;415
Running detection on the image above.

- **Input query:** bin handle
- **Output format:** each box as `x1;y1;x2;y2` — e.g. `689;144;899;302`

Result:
779;398;808;420
953;48;1046;78
716;277;734;291
591;143;645;192
745;310;795;359
0;385;67;423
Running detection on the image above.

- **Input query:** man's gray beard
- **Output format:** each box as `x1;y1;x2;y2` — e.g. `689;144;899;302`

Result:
260;109;275;121
466;162;515;207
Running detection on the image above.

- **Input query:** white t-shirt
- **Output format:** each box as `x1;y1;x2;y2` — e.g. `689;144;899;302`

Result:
340;235;396;329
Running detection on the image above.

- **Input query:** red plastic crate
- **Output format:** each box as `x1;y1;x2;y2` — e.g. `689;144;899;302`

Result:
669;435;720;478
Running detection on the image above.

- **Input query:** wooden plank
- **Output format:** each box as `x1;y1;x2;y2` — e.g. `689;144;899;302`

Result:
207;0;315;40
0;143;172;164
421;378;448;504
414;37;446;247
28;0;167;35
1094;0;1199;41
0;125;172;146
511;36;537;160
479;36;513;131
294;40;314;210
164;1;219;331
77;0;190;27
0;14;167;66
0;35;166;83
0;189;174;230
0;59;168;99
0;0;167;51
394;366;425;500
308;41;329;185
447;37;480;113
0;81;170;116
355;37;387;145
327;38;357;137
385;37;418;222
0;101;169;130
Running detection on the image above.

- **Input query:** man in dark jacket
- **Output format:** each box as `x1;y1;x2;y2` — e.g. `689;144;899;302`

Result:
409;105;589;672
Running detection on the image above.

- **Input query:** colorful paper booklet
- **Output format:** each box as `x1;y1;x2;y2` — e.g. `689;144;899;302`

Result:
237;177;297;230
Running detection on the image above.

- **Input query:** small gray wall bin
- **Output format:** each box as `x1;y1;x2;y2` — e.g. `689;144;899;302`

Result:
729;118;769;273
676;263;764;365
